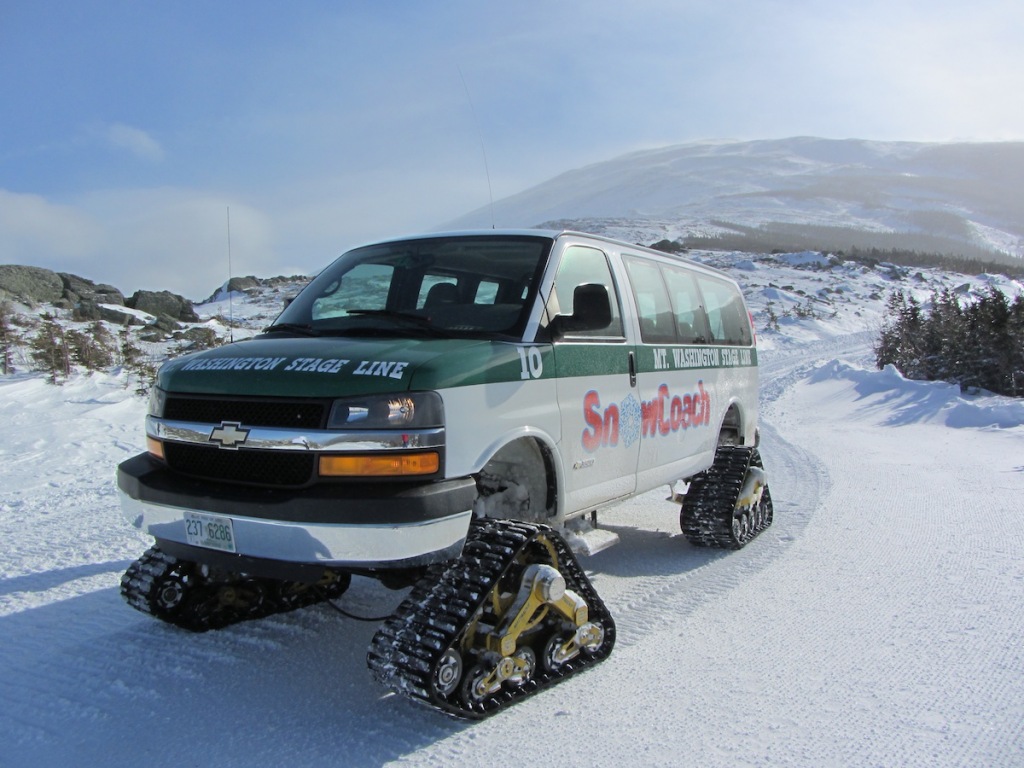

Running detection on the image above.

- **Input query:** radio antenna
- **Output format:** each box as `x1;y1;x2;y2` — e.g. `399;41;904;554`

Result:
226;206;235;343
458;66;495;228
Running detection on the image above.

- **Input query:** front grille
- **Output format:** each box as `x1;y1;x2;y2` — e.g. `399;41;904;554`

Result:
164;395;327;429
164;443;316;487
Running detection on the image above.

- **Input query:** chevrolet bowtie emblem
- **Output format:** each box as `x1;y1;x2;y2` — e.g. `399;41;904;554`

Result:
208;421;250;449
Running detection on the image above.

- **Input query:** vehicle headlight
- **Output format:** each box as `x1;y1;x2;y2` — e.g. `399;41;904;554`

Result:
327;391;443;430
148;387;167;418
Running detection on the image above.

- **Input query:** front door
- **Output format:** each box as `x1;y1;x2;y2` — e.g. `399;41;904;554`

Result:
548;244;640;516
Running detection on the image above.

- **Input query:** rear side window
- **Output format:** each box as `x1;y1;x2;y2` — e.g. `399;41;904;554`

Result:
662;266;711;344
623;255;749;346
696;275;752;346
622;258;676;344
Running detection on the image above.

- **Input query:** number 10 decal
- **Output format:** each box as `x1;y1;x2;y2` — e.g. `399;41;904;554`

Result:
517;346;544;379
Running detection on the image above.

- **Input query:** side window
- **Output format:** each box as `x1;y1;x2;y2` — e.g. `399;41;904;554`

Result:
474;280;499;304
696;276;752;346
550;245;624;338
663;266;711;344
623;257;676;344
312;263;394;320
417;274;459;309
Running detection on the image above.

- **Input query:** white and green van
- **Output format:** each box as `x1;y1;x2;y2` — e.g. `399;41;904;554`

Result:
118;230;771;718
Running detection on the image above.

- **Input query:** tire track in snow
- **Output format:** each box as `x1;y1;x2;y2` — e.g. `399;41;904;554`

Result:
581;338;844;648
736;347;1024;766
593;418;825;648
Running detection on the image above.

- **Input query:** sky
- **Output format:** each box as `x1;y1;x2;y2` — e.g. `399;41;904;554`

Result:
2;0;1023;299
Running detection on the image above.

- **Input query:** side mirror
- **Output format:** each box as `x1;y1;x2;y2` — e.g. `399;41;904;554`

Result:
552;283;612;337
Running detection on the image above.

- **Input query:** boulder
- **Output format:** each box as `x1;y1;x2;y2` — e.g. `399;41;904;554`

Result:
59;272;125;306
172;326;220;351
127;290;200;323
0;265;64;303
60;273;127;321
203;276;261;303
152;314;183;332
139;328;169;342
227;276;260;293
97;304;149;326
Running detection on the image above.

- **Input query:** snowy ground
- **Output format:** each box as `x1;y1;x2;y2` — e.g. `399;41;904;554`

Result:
2;260;1023;766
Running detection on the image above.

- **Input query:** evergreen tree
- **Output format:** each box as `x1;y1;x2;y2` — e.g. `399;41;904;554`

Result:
922;289;964;382
967;287;1013;393
874;290;906;369
875;290;925;376
66;322;115;371
0;302;17;375
118;323;143;368
1010;294;1024;396
30;313;71;384
896;292;925;379
118;324;156;395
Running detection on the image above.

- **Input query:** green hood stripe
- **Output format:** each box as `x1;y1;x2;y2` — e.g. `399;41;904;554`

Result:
158;335;756;397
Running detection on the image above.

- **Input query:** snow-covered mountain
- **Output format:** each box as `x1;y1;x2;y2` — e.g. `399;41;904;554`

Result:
447;137;1024;262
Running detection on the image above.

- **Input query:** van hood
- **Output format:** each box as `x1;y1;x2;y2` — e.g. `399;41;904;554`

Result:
156;335;533;397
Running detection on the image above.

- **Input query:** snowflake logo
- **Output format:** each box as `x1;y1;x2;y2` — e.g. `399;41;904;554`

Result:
619;393;641;448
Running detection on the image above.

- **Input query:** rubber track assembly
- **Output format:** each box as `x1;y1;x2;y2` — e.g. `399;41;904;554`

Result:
121;546;349;632
367;518;616;719
680;445;773;549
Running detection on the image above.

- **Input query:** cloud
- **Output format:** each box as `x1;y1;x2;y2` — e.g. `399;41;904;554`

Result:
0;187;281;300
0;190;104;264
104;123;165;162
0;166;495;302
78;188;278;299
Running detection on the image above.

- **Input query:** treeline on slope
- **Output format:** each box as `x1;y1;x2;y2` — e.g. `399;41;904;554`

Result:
667;222;1023;277
875;287;1024;397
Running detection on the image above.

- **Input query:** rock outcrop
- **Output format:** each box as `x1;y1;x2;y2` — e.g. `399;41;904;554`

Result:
0;265;65;304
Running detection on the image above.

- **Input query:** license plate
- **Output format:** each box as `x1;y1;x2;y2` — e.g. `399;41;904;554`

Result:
183;511;236;553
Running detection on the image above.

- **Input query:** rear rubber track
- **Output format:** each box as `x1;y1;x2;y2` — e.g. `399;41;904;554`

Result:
680;445;773;549
120;546;350;632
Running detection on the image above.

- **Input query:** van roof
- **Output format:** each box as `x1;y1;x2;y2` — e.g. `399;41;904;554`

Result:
357;229;737;281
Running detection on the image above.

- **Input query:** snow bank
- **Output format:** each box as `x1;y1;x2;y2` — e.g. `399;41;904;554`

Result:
99;303;156;325
806;359;1024;429
772;251;832;268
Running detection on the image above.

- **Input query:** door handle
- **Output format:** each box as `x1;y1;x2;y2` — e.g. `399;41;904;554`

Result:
628;351;637;387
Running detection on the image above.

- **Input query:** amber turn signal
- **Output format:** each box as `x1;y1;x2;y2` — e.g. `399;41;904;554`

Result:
319;452;440;477
147;437;165;460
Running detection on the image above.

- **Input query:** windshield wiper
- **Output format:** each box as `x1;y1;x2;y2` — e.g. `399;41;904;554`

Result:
262;322;320;337
345;309;451;336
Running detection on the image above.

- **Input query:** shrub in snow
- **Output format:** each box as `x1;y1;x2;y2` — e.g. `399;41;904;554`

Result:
875;286;1024;397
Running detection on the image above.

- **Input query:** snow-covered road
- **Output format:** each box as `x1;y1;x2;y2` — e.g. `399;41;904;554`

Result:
2;331;1022;767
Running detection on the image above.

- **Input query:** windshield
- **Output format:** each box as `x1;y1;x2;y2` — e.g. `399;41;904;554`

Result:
269;234;552;339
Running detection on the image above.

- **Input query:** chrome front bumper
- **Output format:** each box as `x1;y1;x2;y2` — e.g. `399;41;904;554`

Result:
117;453;475;570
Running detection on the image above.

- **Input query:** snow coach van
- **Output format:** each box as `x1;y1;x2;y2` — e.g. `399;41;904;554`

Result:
117;230;771;718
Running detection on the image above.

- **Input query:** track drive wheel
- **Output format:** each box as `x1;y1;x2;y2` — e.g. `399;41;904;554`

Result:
368;519;615;719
